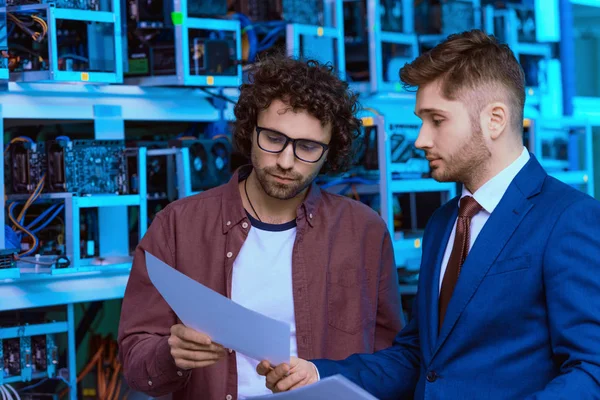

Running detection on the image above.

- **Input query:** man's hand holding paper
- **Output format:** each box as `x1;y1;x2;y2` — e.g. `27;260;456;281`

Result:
168;324;227;370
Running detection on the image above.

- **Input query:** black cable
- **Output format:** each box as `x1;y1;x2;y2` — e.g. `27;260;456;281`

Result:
197;87;237;105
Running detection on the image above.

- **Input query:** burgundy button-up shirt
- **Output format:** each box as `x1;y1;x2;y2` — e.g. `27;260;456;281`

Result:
118;166;404;400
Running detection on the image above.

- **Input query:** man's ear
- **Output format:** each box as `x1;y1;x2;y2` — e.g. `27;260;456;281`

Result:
482;101;509;140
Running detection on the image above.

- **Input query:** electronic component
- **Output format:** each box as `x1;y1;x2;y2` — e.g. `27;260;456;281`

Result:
46;139;128;195
169;138;232;191
343;0;369;82
125;1;240;84
2;338;20;378
6;6;118;81
516;7;536;43
380;0;404;32
415;0;475;36
187;0;227;17
5;141;46;194
229;0;282;21
7;0;100;9
189;33;237;77
357;123;428;177
31;335;57;377
519;54;545;88
0;249;17;269
128;0;172;28
282;0;324;25
129;141;176;199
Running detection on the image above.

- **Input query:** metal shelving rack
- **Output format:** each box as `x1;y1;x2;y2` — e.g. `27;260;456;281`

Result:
527;117;595;196
372;115;457;270
2;0;124;84
286;0;346;79
124;0;242;88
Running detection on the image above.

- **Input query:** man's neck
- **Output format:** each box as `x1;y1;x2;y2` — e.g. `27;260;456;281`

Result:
464;145;524;194
240;171;307;224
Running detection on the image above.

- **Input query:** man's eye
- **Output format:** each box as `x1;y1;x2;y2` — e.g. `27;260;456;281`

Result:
433;119;443;127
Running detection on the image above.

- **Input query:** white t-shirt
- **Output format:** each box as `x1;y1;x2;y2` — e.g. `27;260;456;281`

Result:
231;213;298;398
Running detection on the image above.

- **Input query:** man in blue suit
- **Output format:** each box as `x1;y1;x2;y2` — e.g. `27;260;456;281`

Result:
256;29;600;399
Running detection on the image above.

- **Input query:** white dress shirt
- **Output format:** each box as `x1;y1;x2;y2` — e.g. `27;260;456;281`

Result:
439;147;531;292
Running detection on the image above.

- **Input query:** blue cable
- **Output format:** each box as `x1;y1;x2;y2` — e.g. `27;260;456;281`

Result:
257;26;286;52
19;378;49;392
18;375;70;392
31;204;64;233
232;13;258;62
26;203;60;231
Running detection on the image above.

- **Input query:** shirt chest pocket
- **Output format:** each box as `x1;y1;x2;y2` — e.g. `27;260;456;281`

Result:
327;271;375;335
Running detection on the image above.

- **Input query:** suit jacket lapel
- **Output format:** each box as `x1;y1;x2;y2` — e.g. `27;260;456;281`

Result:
431;154;546;360
421;199;458;362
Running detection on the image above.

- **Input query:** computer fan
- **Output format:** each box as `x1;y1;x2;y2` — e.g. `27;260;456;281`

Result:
170;137;232;191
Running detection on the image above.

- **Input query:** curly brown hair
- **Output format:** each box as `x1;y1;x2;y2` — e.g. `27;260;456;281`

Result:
233;55;362;173
400;29;526;131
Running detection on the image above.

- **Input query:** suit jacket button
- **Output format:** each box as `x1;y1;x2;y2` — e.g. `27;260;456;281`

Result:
426;371;438;382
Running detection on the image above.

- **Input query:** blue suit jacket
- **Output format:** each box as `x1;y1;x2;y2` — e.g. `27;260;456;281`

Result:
313;155;600;399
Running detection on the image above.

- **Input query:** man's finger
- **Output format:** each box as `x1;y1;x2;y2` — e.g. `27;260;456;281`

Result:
179;328;212;345
171;348;226;362
265;363;290;390
256;360;273;376
180;340;225;353
176;358;221;370
288;376;310;391
273;371;307;393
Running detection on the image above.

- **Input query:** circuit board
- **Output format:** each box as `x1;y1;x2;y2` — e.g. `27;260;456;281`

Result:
5;141;47;194
2;338;20;377
7;0;100;10
47;139;128;195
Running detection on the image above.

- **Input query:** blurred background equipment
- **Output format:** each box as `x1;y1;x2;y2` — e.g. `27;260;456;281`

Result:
1;0;600;391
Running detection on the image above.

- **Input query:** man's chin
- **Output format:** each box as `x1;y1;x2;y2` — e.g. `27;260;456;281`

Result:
430;169;453;183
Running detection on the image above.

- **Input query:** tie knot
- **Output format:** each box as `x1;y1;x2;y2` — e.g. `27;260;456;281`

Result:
459;196;482;218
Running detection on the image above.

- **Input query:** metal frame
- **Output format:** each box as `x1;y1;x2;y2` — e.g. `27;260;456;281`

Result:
529;117;595;196
175;146;199;198
5;147;147;274
368;0;482;94
125;0;242;87
0;1;7;80
3;1;123;84
483;4;554;111
286;0;345;79
374;115;457;269
0;318;75;399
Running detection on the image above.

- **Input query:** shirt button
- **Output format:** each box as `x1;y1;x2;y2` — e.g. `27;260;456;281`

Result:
226;251;233;258
242;222;248;229
426;371;438;382
177;371;183;377
148;380;153;386
228;348;233;353
226;221;231;226
309;213;313;219
226;395;233;400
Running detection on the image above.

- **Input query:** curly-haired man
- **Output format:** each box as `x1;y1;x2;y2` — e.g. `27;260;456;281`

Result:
118;55;405;400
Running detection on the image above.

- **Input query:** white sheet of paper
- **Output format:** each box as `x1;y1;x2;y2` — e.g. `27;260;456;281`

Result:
145;251;291;365
247;375;378;400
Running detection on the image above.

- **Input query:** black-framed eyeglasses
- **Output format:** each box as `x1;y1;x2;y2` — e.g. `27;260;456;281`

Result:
255;126;329;163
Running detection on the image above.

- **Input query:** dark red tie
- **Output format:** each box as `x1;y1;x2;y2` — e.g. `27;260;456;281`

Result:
438;196;483;332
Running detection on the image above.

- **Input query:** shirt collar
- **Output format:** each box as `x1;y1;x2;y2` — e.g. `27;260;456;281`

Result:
461;147;530;214
221;165;322;233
